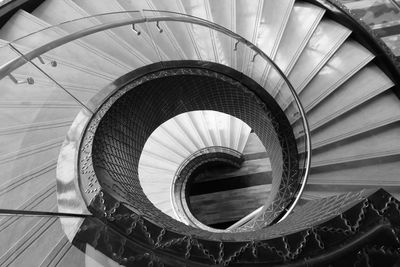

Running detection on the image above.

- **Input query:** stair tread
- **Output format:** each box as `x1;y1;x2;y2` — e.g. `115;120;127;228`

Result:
0;167;56;211
179;0;221;62
0;213;62;266
116;0;183;61
2;39;116;87
237;122;252;153
252;0;294;58
260;2;324;90
0;10;127;78
188;111;214;148
311;122;400;167
142;138;186;163
71;0;158;62
1;123;68;156
164;119;199;152
0;138;61;182
237;0;294;76
303;183;400;200
277;19;351;100
139;156;179;172
309;158;400;186
294;64;394;133
299;91;400;150
33;0;147;68
140;149;181;167
286;40;374;116
138;165;175;177
175;114;206;149
155;126;193;156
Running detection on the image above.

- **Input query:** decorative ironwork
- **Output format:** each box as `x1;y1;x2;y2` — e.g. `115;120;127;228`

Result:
72;189;400;266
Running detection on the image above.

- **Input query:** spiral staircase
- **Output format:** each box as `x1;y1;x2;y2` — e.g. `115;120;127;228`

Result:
0;0;400;266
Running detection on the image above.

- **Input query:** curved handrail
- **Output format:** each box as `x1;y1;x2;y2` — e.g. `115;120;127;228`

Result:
0;10;311;225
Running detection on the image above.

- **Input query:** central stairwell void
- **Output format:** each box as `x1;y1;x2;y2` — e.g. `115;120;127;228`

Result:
1;0;400;266
139;110;258;229
87;61;302;232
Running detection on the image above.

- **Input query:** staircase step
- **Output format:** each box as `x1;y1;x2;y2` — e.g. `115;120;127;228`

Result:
141;138;186;164
39;236;71;267
139;180;171;195
302;183;400;201
0;101;77;129
237;122;252;153
139;153;179;172
154;126;193;157
201;111;222;147
286;40;374;118
1;123;68;157
242;132;266;155
71;0;158;63
179;0;223;62
175;113;206;149
0;215;63;267
140;149;181;167
275;19;351;102
0;10;127;78
138;165;175;179
0;118;71;136
0;189;56;248
33;0;147;68
0;168;56;211
254;0;294;59
187;111;214;148
260;2;324;89
1;41;115;102
116;0;184;61
164;118;199;152
293;64;394;134
229;115;240;150
237;0;294;76
299;91;400;150
206;0;236;67
227;0;261;73
309;156;400;186
150;0;207;61
311;122;400;167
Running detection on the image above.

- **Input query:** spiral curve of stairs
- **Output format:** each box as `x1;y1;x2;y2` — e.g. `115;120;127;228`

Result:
1;0;400;266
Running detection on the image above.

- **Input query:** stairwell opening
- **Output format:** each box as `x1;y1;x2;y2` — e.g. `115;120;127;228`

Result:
137;109;272;231
175;136;271;231
80;61;300;236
